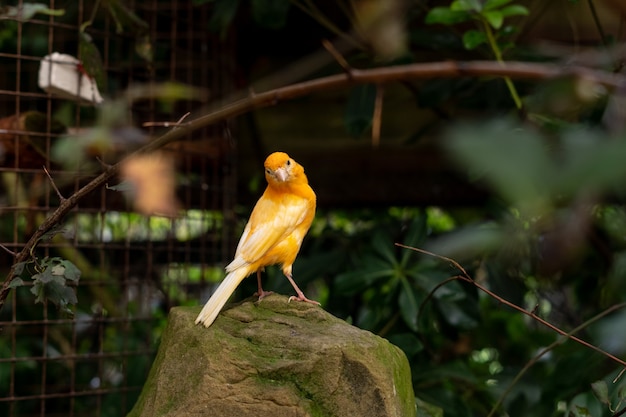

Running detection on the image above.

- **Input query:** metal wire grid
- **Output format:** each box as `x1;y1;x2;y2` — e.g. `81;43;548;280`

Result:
0;1;235;416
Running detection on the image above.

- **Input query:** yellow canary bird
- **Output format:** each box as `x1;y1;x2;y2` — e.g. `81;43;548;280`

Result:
195;152;319;328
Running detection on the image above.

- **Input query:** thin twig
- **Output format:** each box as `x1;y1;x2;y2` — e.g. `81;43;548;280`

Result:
395;243;626;369
0;243;16;256
587;0;608;47
487;302;626;417
43;166;65;202
0;59;625;312
142;111;191;128
322;39;353;76
372;84;384;148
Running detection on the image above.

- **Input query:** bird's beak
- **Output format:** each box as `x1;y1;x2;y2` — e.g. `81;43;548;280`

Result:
275;167;288;182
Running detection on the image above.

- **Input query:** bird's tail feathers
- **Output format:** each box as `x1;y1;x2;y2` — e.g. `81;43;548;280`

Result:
195;268;249;328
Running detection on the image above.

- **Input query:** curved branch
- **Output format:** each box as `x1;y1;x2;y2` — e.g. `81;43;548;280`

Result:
1;60;625;311
395;243;626;369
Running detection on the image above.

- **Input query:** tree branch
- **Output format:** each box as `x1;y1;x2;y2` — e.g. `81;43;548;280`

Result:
395;243;626;369
1;59;625;312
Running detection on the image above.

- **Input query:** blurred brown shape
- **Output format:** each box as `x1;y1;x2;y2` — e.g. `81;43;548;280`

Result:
120;151;180;217
0;111;66;168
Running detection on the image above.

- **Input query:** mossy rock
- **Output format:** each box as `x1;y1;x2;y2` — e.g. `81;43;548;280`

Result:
128;294;421;417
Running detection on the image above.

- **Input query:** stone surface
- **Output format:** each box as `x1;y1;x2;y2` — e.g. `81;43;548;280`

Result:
128;294;417;417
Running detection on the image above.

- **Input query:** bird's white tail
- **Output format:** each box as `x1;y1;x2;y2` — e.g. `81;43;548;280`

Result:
195;268;249;328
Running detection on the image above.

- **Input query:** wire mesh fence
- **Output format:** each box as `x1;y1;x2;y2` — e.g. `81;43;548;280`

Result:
0;1;236;416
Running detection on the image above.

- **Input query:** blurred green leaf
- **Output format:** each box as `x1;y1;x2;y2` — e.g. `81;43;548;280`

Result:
345;84;376;138
334;259;392;294
399;279;420;331
78;31;106;90
388;332;424;356
252;0;290;29
484;0;513;10
425;7;471;25
482;10;503;29
450;0;482;12
9;278;24;288
556;130;626;197
499;4;530;17
446;120;554;216
591;380;609;406
463;29;487;49
400;215;427;265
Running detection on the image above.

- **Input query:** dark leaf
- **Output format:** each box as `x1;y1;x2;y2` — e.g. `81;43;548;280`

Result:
13;261;28;277
209;0;240;37
399;279;420;331
345;84;376;138
251;0;290;30
590;380;609;405
387;333;423;356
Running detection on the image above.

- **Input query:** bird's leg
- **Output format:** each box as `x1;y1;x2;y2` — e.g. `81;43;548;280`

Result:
285;273;320;305
254;270;273;300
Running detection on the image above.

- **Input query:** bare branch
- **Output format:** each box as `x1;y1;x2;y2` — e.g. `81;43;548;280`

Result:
322;39;353;76
0;243;16;256
43;166;65;202
142;111;191;128
395;243;626;369
1;59;625;312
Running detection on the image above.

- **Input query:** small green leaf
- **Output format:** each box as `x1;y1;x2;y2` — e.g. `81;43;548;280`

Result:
591;380;609;405
450;0;482;12
51;264;65;276
9;278;24;288
482;10;504;29
499;4;529;17
425;7;471;25
484;0;513;10
59;260;81;282
13;261;28;277
462;29;487;49
79;31;106;90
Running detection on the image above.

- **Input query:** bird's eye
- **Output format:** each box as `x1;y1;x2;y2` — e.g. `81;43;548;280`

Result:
265;168;271;174
286;159;291;166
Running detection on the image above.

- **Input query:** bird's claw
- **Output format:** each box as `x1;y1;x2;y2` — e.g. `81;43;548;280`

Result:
255;290;274;301
288;294;321;305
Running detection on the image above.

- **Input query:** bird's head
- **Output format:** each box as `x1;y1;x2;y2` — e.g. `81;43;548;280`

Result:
264;152;306;186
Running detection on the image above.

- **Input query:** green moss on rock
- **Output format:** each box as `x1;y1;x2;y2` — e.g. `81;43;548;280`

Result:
128;294;428;417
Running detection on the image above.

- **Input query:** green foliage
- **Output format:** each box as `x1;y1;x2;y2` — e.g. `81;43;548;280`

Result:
426;0;529;34
344;84;377;138
11;257;81;314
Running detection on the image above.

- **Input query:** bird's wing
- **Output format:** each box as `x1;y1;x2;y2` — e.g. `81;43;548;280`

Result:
227;193;310;270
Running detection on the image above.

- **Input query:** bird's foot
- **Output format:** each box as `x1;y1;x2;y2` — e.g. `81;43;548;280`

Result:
255;290;274;300
288;293;320;305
